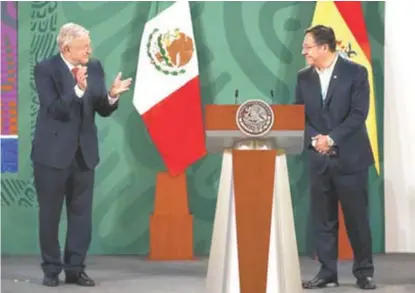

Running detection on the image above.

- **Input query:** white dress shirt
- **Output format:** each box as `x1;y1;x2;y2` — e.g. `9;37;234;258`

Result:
312;54;339;147
315;53;338;101
60;54;119;105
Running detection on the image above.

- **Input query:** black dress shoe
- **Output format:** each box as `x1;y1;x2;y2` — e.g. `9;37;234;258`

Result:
65;271;95;287
302;275;339;289
42;275;59;287
356;276;377;290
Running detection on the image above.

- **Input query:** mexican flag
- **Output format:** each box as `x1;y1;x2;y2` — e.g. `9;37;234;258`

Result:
132;1;207;176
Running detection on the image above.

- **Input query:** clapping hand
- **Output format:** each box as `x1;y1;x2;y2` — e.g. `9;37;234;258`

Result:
74;66;88;90
109;72;132;97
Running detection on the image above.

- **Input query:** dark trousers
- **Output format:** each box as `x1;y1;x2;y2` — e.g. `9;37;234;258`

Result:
34;148;94;277
310;163;374;279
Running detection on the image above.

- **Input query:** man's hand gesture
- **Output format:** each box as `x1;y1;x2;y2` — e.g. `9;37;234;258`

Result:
109;72;132;97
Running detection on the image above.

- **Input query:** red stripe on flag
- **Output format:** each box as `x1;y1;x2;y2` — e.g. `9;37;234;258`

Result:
334;1;372;61
141;76;207;176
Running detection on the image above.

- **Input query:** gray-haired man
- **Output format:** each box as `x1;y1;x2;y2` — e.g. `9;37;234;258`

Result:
32;22;132;287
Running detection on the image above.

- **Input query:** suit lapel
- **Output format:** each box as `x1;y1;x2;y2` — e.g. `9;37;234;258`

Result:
52;54;94;118
323;56;342;106
52;54;76;94
308;69;323;108
83;63;93;117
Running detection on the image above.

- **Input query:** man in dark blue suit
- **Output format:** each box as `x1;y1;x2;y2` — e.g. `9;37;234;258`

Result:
295;25;376;290
32;22;132;287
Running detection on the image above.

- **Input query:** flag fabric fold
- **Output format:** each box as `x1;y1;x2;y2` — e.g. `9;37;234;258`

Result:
133;1;207;176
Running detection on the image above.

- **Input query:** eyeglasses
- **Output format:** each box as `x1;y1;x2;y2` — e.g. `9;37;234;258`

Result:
67;43;92;52
302;44;318;51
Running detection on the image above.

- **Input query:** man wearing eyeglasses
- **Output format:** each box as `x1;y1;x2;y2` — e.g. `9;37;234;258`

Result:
32;22;132;287
294;25;376;290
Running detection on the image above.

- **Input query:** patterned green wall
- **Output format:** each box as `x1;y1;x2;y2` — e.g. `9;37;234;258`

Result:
1;1;385;256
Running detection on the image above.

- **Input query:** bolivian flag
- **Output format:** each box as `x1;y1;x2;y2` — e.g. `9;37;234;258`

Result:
312;1;380;175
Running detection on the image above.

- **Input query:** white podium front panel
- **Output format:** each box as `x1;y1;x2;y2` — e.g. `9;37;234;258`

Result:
206;150;302;293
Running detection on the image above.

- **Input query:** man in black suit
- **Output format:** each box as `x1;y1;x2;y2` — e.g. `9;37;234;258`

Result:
294;25;376;290
32;22;132;287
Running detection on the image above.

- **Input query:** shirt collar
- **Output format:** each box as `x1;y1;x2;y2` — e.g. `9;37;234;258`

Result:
60;53;75;71
315;53;339;75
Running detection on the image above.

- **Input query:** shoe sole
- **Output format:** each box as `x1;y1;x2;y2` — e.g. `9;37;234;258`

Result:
302;282;339;289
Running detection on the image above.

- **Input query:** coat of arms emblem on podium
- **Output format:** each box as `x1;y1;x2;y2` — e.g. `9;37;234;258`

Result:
236;99;274;137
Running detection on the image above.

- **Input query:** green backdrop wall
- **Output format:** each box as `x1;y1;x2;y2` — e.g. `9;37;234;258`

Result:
1;1;385;256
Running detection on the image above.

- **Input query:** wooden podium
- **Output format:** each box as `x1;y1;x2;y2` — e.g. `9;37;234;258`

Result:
205;103;305;293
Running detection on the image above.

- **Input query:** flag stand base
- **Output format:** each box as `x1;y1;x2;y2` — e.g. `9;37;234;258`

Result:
149;172;195;260
313;203;354;261
338;203;353;259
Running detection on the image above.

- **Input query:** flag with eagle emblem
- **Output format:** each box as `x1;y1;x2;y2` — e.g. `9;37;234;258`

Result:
132;1;206;176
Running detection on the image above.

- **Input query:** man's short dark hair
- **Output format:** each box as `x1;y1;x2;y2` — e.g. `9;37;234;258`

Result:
305;25;337;52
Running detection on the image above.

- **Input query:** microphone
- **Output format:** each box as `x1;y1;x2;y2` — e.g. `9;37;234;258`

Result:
235;89;239;104
270;90;274;98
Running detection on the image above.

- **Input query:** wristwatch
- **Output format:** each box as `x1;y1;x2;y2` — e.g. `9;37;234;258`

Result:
327;136;335;147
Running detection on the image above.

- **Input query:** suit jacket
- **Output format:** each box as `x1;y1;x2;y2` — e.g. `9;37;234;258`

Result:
294;56;374;174
31;54;118;170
